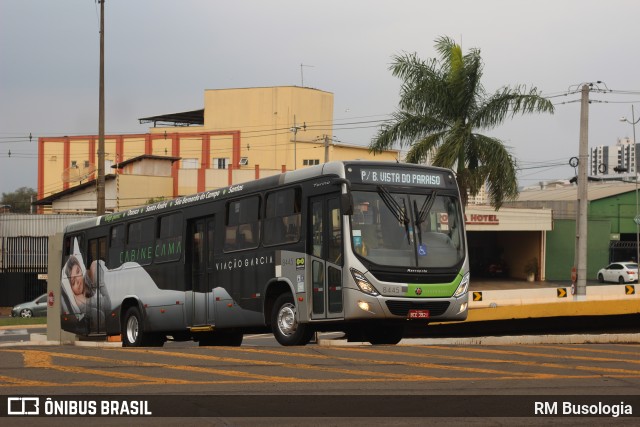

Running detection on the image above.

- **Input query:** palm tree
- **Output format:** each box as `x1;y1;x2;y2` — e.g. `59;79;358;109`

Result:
370;36;554;208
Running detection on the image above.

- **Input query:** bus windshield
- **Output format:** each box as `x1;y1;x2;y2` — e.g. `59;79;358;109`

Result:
350;188;464;268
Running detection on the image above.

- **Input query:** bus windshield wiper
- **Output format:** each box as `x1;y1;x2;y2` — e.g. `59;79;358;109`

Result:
377;185;411;244
415;191;437;227
414;192;437;247
413;200;423;246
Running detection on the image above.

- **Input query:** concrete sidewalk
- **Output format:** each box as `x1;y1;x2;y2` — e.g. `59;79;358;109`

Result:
470;278;600;290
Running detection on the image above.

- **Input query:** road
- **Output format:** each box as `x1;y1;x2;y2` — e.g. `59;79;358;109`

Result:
2;340;640;404
1;325;640;424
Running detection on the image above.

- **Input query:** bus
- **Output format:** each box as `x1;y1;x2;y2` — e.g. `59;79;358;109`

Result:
59;161;469;346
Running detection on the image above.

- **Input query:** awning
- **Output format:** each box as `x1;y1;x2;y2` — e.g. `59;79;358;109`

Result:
138;109;204;127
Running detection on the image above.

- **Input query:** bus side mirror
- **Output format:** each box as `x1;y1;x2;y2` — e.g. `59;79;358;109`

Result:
341;193;353;216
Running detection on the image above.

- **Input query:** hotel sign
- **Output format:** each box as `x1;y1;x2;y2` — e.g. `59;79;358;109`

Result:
440;213;500;226
464;214;500;225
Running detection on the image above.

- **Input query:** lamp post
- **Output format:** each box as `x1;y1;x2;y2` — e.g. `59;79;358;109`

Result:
620;105;639;264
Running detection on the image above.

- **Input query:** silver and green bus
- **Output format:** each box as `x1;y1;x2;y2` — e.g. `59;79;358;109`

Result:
60;160;469;346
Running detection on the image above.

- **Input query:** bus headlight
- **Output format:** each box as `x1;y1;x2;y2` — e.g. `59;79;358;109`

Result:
453;272;470;298
350;268;379;296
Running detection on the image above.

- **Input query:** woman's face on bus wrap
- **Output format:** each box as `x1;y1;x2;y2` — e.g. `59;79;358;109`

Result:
69;263;84;296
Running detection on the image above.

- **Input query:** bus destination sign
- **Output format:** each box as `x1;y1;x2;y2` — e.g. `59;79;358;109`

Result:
357;168;446;187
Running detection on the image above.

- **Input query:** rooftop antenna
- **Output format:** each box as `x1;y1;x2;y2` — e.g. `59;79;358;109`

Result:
300;63;314;87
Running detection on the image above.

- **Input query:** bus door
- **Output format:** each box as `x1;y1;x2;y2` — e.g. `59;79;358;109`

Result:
309;195;344;320
87;236;108;335
187;216;216;326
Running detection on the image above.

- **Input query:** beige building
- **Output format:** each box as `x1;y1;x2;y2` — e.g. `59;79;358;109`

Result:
37;86;398;213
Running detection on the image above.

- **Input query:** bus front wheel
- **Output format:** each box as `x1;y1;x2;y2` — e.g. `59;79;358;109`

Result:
271;294;313;346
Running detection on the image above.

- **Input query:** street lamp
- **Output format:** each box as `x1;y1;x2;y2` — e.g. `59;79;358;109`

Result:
620;105;639;264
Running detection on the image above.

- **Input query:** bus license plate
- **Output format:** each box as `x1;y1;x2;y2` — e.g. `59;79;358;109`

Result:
408;309;430;319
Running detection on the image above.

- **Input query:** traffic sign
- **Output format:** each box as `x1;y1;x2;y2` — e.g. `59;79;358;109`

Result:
557;288;567;298
473;292;483;301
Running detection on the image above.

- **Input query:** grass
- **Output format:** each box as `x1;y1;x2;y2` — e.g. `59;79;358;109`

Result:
0;317;47;327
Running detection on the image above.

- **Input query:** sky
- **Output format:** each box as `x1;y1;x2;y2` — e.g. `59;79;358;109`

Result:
1;0;640;196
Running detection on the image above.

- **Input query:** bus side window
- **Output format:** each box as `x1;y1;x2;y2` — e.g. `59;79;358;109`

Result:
64;234;83;257
311;201;323;258
126;218;155;265
156;213;183;263
108;225;125;268
328;198;343;265
264;188;301;246
225;196;260;252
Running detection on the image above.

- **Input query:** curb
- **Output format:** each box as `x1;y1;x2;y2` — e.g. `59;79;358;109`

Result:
465;299;640;322
318;333;640;346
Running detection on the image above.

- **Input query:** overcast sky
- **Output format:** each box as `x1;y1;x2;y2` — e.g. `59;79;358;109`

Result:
1;0;639;196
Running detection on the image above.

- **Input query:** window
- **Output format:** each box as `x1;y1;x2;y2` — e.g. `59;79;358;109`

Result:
225;196;260;251
125;218;155;265
108;224;125;268
212;157;229;169
183;158;199;169
156;213;183;263
63;234;83;257
303;159;320;166
264;188;301;246
88;237;107;268
328;198;343;265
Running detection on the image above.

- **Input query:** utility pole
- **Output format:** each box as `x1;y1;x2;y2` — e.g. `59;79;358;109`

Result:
292;115;298;170
324;134;329;163
96;0;106;215
575;84;590;299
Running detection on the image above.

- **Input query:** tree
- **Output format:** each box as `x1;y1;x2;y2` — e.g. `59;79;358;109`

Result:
1;187;37;213
370;36;554;208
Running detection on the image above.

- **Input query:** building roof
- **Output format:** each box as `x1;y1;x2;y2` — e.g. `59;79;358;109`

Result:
138;109;204;127
113;154;181;168
34;175;116;205
517;181;638;202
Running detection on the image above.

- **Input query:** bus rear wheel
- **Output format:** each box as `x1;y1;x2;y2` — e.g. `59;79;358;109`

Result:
122;306;164;347
271;294;313;346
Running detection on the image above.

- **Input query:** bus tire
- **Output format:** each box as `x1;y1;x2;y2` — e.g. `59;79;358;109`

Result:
122;306;144;347
271;294;313;346
365;323;404;345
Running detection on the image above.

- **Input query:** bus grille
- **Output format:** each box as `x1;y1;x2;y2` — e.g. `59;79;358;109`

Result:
370;271;457;284
385;301;451;317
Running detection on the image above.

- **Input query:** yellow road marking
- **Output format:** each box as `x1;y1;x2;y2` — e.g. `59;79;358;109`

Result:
4;349;294;384
523;344;640;357
217;346;536;378
0;374;58;387
323;346;598;379
425;345;640;365
3;346;640;388
120;348;442;381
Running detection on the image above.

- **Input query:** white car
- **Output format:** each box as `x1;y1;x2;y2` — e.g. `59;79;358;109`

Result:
597;262;638;284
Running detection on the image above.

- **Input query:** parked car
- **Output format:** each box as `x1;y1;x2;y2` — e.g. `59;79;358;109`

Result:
11;294;48;318
597;262;639;284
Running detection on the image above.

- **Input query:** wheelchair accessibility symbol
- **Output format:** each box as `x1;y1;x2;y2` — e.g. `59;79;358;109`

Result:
418;244;427;256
